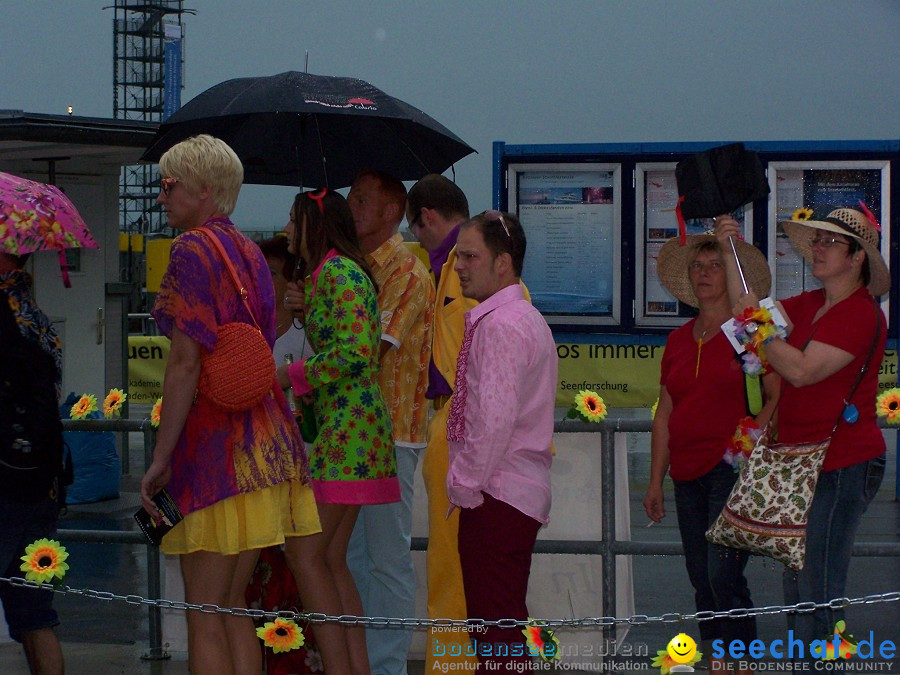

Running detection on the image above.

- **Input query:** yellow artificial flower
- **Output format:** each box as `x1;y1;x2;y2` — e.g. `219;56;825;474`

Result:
817;621;857;661
876;388;900;424
651;649;677;675
651;647;703;674
150;397;163;428
792;207;814;221
19;538;69;584
574;389;607;422
256;618;305;653
70;393;98;420
103;388;127;418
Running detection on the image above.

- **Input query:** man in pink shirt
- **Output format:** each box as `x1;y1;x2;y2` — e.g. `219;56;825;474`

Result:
446;210;557;670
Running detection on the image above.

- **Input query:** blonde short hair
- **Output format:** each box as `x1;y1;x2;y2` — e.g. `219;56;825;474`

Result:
158;135;244;215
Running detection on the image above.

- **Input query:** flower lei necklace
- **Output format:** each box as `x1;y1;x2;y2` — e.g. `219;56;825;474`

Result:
730;305;787;376
723;415;763;470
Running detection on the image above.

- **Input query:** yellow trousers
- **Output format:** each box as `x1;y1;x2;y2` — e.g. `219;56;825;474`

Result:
423;402;479;670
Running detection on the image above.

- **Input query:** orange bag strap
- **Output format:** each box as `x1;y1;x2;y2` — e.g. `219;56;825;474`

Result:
196;227;263;333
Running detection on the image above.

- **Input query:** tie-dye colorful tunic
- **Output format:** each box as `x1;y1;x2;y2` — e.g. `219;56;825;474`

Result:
152;218;310;517
287;251;399;504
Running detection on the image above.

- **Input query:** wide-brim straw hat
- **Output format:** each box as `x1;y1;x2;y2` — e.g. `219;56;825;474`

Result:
780;207;890;297
657;234;771;308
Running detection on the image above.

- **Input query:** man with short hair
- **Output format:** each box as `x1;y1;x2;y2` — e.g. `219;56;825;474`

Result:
447;211;556;670
0;252;65;675
405;174;479;671
347;169;434;674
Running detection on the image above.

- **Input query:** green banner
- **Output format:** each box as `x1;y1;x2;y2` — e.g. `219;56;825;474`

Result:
556;344;899;410
555;343;663;409
878;349;898;392
128;336;170;404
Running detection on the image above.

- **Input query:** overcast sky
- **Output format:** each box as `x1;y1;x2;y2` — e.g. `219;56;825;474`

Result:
3;0;898;230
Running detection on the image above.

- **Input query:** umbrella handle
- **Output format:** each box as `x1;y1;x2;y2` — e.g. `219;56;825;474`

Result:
728;236;749;296
57;249;72;289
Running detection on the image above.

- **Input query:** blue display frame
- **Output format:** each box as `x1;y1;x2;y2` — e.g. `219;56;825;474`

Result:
493;139;899;339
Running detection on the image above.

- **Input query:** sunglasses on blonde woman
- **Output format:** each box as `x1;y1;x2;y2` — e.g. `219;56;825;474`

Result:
160;177;179;195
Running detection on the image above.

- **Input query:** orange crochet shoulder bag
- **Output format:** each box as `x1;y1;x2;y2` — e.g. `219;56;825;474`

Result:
195;228;275;412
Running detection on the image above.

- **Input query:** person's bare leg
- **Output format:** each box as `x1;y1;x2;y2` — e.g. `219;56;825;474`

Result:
322;504;369;675
21;627;63;675
181;550;240;674
226;548;263;674
284;512;354;674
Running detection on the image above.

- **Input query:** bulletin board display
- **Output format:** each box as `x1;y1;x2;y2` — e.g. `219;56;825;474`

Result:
767;161;890;305
635;163;755;326
506;163;622;325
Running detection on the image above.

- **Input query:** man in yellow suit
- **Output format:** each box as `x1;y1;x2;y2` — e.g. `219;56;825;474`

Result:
406;175;478;670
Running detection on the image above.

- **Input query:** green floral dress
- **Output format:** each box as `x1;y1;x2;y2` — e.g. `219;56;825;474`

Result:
287;250;398;504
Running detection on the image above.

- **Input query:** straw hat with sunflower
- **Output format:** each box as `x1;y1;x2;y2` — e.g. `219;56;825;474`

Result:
780;206;890;297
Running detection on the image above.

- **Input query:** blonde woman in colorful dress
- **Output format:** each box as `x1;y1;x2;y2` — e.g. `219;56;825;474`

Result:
140;135;320;674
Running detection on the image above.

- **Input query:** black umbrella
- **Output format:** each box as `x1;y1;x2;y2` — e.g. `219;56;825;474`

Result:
141;71;476;188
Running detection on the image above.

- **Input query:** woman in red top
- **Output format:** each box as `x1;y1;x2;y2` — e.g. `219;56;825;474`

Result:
645;234;777;671
716;207;888;646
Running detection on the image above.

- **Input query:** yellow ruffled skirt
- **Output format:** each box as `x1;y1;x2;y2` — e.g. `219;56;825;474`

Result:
161;480;321;556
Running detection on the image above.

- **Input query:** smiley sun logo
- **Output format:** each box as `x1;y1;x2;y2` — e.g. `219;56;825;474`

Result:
651;632;703;673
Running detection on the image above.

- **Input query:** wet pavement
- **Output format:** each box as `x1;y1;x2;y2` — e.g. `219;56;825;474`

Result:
1;423;897;673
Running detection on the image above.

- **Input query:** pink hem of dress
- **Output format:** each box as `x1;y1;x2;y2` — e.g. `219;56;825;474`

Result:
288;356;312;396
311;477;401;504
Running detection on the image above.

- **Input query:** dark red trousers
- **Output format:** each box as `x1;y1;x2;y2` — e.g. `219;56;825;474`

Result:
458;492;541;671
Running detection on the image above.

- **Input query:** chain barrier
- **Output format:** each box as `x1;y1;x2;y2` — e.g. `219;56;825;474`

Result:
1;575;896;630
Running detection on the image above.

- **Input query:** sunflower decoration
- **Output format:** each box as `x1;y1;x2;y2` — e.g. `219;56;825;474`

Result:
103;388;127;418
651;647;702;674
791;207;814;221
815;621;857;661
70;393;98;420
568;389;607;423
19;538;69;585
875;388;900;424
521;619;561;662
256;617;305;654
150;397;163;428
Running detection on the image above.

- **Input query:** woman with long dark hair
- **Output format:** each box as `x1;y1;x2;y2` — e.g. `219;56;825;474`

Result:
277;189;399;675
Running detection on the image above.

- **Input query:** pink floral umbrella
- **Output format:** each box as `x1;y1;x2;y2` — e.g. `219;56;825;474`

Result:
0;171;98;287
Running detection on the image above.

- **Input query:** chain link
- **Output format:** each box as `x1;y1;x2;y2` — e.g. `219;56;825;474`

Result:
1;576;896;629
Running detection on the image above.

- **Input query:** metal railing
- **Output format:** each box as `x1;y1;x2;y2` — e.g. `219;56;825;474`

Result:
56;417;898;657
58;418;164;660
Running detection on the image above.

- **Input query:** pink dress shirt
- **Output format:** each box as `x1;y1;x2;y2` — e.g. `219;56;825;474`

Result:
446;284;557;524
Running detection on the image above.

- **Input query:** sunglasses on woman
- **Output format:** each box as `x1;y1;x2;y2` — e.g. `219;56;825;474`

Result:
160;177;179;195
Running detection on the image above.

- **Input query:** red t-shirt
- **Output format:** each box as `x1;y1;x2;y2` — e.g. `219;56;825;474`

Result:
778;288;886;471
661;320;747;481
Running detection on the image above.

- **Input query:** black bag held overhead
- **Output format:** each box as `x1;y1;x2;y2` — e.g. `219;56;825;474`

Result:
675;142;770;220
0;293;65;503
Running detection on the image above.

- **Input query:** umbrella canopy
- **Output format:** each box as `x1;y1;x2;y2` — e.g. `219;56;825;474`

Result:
141;71;476;188
0;172;98;287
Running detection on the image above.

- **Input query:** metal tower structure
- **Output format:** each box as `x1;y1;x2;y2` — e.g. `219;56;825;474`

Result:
112;1;187;235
